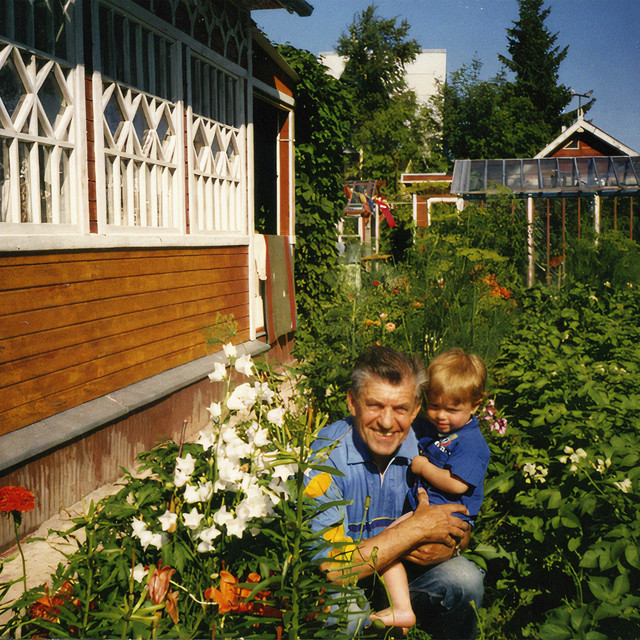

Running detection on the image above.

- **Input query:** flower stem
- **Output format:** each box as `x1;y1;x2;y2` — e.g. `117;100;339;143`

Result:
13;515;27;594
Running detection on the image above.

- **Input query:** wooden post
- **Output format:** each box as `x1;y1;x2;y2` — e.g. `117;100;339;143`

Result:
578;198;581;239
546;198;551;285
562;198;566;259
527;197;535;287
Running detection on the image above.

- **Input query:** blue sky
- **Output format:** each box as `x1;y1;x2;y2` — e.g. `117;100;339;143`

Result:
254;0;640;154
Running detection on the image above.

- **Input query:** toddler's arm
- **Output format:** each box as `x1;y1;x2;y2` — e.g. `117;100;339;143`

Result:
411;455;469;495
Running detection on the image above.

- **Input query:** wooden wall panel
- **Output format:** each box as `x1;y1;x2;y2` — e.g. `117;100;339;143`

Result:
0;247;250;434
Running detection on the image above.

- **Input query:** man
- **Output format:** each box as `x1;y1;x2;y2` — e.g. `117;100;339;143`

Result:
308;346;484;639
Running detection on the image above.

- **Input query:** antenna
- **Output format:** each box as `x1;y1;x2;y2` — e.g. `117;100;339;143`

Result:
570;89;593;119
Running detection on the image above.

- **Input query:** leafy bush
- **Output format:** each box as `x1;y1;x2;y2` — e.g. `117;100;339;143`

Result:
472;283;640;639
1;350;360;639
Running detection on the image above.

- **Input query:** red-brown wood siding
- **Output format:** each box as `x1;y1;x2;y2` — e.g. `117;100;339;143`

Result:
553;137;614;158
86;76;98;233
0;247;250;435
252;46;295;98
278;113;291;234
416;196;428;227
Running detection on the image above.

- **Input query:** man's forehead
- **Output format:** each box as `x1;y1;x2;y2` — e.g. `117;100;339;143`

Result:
358;375;418;399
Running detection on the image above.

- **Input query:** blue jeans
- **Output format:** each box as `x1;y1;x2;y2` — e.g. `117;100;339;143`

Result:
408;556;485;639
333;556;484;638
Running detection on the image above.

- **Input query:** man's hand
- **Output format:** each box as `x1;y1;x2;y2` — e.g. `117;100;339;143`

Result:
404;488;471;566
411;487;469;546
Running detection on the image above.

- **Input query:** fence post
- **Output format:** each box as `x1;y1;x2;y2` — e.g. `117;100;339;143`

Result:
527;196;535;287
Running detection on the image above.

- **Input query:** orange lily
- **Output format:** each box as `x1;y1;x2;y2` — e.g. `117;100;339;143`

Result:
205;571;282;618
147;564;176;605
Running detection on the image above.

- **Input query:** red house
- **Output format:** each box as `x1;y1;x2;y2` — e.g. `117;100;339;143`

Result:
0;0;312;548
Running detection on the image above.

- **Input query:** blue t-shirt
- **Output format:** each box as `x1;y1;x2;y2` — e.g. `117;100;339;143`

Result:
307;417;423;544
409;416;490;525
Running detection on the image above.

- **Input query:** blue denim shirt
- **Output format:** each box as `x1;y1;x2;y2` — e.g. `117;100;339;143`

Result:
308;416;424;543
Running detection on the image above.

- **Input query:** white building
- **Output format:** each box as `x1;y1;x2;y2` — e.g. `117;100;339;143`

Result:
318;49;446;104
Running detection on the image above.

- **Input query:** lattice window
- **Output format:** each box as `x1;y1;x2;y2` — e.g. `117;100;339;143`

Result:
101;81;181;229
0;0;76;61
0;43;78;226
130;0;248;67
188;53;245;234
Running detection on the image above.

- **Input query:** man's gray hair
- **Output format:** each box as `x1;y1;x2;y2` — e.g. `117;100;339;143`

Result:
350;345;426;401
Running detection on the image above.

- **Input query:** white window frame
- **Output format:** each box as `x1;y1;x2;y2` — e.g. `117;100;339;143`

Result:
186;46;247;238
0;32;88;242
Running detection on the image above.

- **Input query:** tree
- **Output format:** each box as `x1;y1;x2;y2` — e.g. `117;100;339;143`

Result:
337;4;420;114
335;5;439;189
498;0;573;153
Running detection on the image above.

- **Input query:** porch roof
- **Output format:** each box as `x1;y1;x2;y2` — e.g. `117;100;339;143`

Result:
451;156;640;198
238;0;313;16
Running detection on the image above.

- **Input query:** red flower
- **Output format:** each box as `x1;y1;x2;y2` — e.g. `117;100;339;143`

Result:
206;571;282;619
0;486;35;514
29;581;76;623
373;281;380;287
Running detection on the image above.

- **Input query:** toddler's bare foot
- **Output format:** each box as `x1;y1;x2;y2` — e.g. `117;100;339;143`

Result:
370;606;416;630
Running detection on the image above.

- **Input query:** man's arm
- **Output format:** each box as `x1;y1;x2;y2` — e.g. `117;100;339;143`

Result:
320;488;469;583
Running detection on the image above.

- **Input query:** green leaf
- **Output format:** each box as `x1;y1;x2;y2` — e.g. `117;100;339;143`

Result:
539;623;573;640
624;543;640;569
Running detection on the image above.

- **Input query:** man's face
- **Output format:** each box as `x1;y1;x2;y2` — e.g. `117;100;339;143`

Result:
347;375;421;471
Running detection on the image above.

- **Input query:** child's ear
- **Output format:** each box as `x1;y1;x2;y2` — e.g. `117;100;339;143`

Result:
471;402;481;414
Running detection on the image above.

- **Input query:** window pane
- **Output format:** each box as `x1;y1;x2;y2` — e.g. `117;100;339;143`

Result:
19;141;32;222
39;144;53;222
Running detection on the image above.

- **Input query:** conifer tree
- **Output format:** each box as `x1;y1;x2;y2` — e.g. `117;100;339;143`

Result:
498;0;572;151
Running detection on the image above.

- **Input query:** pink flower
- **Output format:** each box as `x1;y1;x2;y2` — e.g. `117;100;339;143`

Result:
385;322;396;332
491;418;507;435
379;313;388;319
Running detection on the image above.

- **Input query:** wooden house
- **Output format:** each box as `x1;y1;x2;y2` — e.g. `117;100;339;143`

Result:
0;0;312;549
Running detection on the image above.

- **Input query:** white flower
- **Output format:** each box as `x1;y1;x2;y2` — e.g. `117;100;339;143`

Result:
235;354;255;377
227;383;258;411
132;517;148;537
132;563;148;583
197;524;221;552
221;427;252;461
225;517;248;538
215;455;243;490
223;343;237;359
575;448;587;458
254;381;275;404
208;361;227;382
175;453;196;477
183;507;205;530
184;483;202;503
158;510;178;531
196;481;214;502
267;406;285;427
248;421;270;448
197;429;216;451
206;402;222;421
174;468;191;488
212;505;235;529
271;461;297;482
613;478;632;493
138;530;166;550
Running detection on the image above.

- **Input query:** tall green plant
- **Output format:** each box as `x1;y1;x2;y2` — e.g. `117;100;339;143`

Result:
276;46;353;317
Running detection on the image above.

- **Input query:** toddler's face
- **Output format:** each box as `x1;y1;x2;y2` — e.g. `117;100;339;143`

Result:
426;395;479;434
